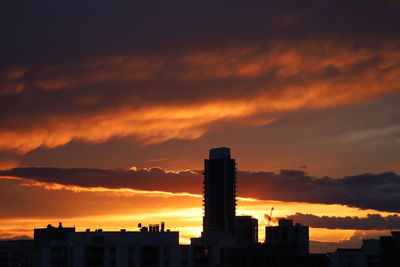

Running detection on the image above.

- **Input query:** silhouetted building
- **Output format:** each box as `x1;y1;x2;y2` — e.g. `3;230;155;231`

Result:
235;216;258;246
329;232;400;267
265;219;309;255
202;147;236;237
329;238;382;267
223;245;329;267
33;223;180;267
330;248;364;267
380;231;400;267
33;223;75;267
0;240;33;267
362;239;380;267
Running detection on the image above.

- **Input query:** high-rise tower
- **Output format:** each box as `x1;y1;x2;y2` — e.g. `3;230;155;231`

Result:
202;147;236;236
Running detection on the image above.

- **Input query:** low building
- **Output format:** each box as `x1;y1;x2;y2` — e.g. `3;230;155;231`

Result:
235;216;258;246
265;219;309;255
0;239;33;267
330;248;364;267
380;231;400;267
33;223;180;267
362;239;380;267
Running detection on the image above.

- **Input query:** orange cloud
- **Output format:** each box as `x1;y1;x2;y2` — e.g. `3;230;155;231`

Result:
0;41;399;153
0;158;19;170
21;180;202;198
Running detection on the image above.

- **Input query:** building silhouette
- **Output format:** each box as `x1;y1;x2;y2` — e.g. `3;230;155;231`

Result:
329;231;400;267
0;240;33;266
33;223;180;267
202;147;236;237
380;231;400;267
235;216;258;246
265;219;309;255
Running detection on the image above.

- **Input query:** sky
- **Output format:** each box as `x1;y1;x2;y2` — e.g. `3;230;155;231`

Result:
0;0;400;253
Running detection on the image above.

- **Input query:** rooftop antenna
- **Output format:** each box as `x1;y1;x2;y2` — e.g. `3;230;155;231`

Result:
267;207;274;226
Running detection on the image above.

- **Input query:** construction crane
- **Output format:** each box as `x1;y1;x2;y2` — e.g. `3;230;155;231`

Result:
267;207;274;226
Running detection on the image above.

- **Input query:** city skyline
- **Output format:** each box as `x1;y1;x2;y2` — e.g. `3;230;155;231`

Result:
1;147;399;254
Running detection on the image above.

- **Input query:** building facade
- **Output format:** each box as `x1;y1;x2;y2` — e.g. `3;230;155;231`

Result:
0;240;33;267
235;216;258;246
265;219;309;255
33;223;180;267
202;147;236;236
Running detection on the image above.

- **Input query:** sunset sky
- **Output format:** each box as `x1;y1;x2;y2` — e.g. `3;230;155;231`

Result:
1;1;400;253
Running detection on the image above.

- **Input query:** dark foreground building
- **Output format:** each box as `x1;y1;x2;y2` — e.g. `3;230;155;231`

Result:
235;216;258;246
380;231;400;267
329;231;400;267
191;148;318;266
265;219;309;255
0;240;33;267
33;223;180;267
203;147;236;237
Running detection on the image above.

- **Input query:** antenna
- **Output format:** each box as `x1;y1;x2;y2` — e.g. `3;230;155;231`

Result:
267;207;274;226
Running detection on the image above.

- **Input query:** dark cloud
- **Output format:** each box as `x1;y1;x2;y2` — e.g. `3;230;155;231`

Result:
285;213;400;230
1;1;399;66
0;1;399;153
239;170;400;213
0;167;201;194
1;167;400;213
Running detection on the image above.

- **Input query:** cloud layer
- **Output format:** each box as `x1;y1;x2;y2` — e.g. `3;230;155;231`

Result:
0;1;399;153
239;170;400;213
1;167;400;213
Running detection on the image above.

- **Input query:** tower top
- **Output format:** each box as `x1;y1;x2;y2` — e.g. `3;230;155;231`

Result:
209;147;231;159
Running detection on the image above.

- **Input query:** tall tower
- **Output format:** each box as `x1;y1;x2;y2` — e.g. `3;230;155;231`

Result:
203;147;236;236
